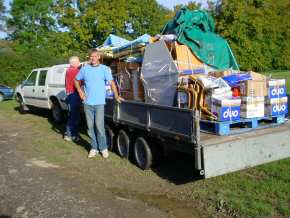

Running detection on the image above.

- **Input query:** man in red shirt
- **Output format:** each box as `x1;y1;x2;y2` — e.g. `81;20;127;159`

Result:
64;56;81;141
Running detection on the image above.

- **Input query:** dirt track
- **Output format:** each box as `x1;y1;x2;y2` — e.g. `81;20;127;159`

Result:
0;105;206;218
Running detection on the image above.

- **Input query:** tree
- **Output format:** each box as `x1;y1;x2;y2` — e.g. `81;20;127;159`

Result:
165;1;201;21
215;0;290;71
0;0;5;31
8;0;55;47
55;0;169;50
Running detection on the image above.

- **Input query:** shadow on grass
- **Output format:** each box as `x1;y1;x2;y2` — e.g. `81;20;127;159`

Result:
13;106;91;152
151;151;203;185
13;105;203;185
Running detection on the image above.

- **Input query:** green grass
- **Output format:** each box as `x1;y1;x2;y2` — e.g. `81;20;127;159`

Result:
191;161;290;217
1;95;290;218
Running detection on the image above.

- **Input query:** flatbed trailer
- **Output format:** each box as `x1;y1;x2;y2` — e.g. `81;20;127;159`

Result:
104;99;290;178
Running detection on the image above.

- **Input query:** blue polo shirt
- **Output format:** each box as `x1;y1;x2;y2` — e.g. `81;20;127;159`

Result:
76;64;113;105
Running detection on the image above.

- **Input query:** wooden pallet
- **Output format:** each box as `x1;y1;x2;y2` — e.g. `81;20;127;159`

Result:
200;115;286;136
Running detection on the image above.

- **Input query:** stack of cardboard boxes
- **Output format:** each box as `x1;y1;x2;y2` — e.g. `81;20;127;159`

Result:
115;61;144;101
265;79;288;116
204;71;241;122
239;72;267;118
206;70;288;120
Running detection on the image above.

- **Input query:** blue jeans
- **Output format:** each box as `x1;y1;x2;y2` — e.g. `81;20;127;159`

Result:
84;104;107;151
65;92;81;137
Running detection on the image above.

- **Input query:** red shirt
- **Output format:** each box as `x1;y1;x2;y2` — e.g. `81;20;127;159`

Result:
65;66;80;94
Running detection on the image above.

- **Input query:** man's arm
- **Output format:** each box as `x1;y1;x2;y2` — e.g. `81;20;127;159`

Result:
74;79;86;100
110;80;123;103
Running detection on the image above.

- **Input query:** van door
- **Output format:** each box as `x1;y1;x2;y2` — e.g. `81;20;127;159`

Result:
34;69;49;108
22;70;39;106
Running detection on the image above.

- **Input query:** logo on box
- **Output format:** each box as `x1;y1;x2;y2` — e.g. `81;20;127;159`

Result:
271;103;288;115
269;86;286;98
219;106;240;121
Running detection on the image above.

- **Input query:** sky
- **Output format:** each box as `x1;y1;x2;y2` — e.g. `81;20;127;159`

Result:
157;0;206;9
0;0;206;39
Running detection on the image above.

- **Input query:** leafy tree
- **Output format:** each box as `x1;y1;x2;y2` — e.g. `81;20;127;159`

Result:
165;1;201;21
0;0;5;31
7;0;56;50
215;0;290;71
0;45;67;87
55;0;169;49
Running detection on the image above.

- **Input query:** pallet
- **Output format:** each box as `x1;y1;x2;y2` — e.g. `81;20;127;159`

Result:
200;115;286;136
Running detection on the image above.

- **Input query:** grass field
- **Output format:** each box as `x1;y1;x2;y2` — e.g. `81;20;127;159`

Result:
0;71;290;217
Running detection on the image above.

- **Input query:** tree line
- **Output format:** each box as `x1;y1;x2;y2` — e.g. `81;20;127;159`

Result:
0;0;289;86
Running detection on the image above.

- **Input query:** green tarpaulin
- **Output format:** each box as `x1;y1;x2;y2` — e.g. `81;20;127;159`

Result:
162;8;239;70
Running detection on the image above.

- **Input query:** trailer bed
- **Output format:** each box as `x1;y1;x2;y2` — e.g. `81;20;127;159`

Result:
105;99;290;178
200;124;290;177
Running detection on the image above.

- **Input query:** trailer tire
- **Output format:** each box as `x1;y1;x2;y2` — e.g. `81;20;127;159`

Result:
105;127;114;151
116;130;130;159
134;137;152;170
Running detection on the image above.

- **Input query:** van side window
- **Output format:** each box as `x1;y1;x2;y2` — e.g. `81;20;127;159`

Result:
38;70;47;86
25;71;38;86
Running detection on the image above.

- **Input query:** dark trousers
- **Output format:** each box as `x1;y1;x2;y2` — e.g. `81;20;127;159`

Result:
65;92;81;137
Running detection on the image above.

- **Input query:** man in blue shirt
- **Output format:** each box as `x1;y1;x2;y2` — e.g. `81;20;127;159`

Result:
75;49;122;158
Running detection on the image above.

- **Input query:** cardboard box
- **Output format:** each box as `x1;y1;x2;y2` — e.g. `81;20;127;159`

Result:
265;96;288;116
206;91;233;102
120;90;134;100
267;79;286;98
131;70;144;101
117;62;140;72
174;42;203;71
240;96;264;118
209;98;241;121
208;70;233;78
249;71;266;81
239;80;267;97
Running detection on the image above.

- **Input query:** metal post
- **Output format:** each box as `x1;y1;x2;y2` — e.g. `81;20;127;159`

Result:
113;101;120;123
194;110;204;174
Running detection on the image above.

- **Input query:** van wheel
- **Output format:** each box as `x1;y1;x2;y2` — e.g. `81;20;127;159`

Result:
18;96;29;113
105;127;115;151
52;102;63;123
134;137;152;170
0;93;4;102
116;130;130;159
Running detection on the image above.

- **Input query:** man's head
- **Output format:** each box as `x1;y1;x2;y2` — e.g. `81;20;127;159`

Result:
88;49;101;66
69;56;80;68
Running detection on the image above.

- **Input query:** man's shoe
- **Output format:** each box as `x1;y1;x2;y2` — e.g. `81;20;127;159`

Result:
88;149;98;158
101;149;109;159
64;135;72;142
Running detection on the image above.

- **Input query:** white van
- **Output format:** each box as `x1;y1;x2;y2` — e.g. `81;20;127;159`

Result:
15;64;69;122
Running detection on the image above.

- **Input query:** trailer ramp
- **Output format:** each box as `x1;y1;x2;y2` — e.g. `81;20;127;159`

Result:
201;121;290;178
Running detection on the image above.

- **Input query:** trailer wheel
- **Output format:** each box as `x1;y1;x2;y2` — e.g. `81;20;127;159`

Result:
134;137;152;170
105;127;114;151
116;130;130;159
